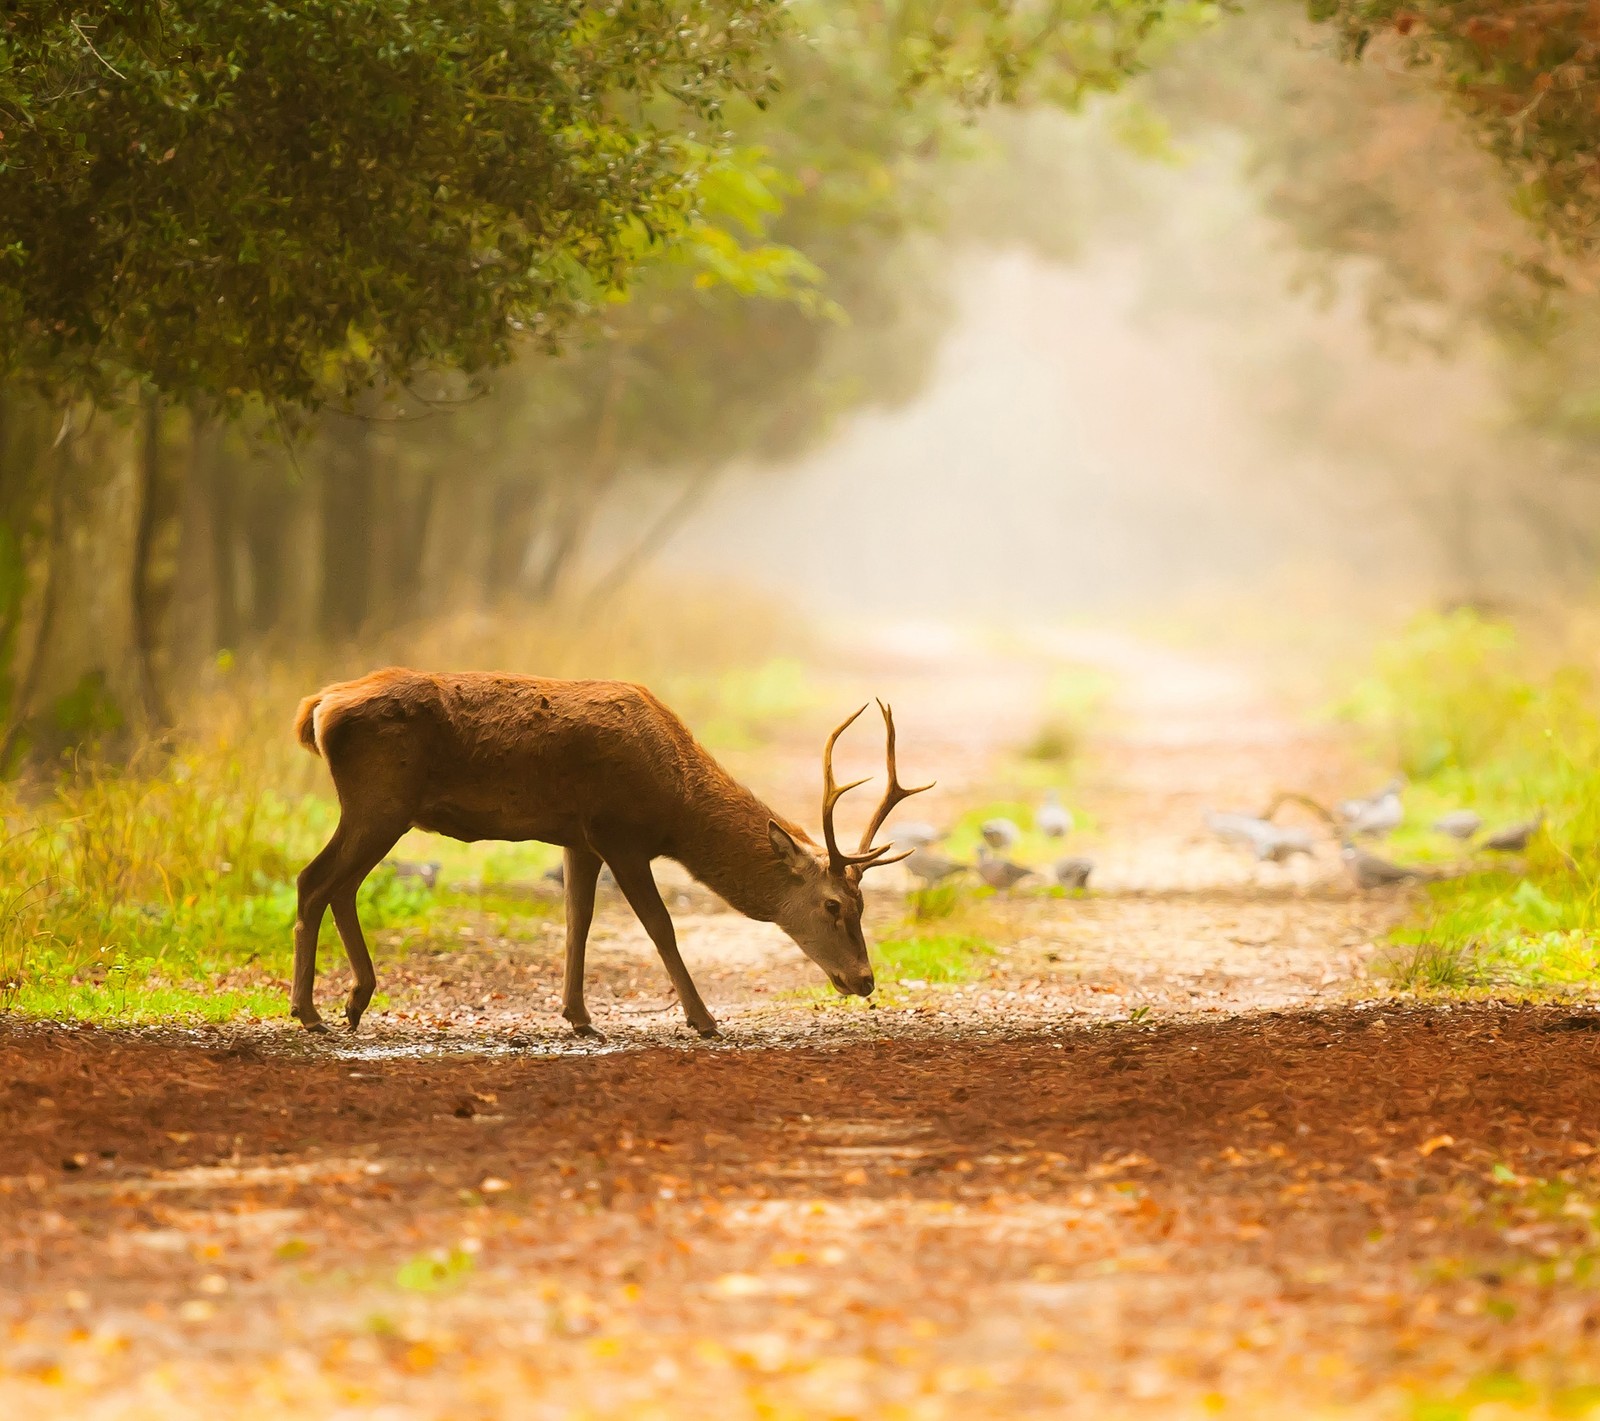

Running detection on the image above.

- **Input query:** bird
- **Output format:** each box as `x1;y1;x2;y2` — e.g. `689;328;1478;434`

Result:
388;860;442;890
905;847;968;886
981;817;1022;850
891;821;948;850
1337;779;1404;837
977;846;1035;891
1034;791;1074;838
1433;810;1482;840
1204;811;1317;864
1341;844;1441;891
1482;813;1544;852
1053;856;1094;889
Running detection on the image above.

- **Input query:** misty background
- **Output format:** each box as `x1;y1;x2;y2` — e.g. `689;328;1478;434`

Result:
7;0;1600;763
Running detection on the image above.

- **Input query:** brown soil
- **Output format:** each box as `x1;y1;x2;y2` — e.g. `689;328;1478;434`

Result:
6;632;1591;1419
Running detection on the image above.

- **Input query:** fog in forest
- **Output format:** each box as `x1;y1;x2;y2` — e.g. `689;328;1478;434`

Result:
661;123;1564;621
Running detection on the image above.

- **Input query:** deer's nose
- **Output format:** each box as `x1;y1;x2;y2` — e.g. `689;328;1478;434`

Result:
850;970;875;998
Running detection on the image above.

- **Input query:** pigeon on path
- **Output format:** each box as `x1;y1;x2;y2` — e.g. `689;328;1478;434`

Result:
1338;779;1404;837
1205;811;1317;864
981;818;1023;850
1035;791;1074;839
1433;810;1483;840
906;847;968;886
977;847;1035;891
1342;844;1441;891
1053;856;1094;889
1483;814;1545;852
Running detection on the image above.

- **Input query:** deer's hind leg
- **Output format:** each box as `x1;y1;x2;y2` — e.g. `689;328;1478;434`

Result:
292;816;405;1032
561;845;604;1039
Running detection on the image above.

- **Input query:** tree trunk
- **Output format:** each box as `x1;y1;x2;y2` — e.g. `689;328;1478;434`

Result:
131;390;174;729
528;349;628;603
0;420;71;769
320;415;375;639
204;419;242;651
170;411;223;670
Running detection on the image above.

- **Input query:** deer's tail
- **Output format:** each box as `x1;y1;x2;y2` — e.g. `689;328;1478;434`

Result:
294;693;324;757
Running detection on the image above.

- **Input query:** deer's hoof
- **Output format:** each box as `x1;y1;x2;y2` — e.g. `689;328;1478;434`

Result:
692;1020;721;1040
290;999;326;1030
345;994;370;1031
570;1021;606;1042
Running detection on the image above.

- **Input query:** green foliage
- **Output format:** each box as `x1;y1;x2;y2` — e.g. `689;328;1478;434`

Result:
875;929;992;984
1345;611;1600;993
1296;2;1600;453
1338;610;1536;779
0;0;784;410
395;1247;476;1293
1021;719;1081;764
908;882;965;922
0;742;432;1023
1310;2;1600;265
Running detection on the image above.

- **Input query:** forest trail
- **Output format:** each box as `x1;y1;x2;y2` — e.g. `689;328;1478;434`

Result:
5;631;1600;1419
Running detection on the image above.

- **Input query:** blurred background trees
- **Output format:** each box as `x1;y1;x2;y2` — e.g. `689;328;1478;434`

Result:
9;0;1600;767
0;0;1181;762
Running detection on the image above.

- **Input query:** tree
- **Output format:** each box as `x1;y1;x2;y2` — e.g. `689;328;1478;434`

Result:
0;0;784;411
1308;2;1600;267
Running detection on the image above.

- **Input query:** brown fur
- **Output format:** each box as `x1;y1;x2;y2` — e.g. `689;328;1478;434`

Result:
294;694;322;756
286;667;888;1039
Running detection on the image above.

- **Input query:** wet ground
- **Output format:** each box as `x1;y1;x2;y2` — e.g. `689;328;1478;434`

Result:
6;631;1596;1418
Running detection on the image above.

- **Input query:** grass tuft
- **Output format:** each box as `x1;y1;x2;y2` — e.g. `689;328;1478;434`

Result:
1343;609;1600;992
875;930;993;984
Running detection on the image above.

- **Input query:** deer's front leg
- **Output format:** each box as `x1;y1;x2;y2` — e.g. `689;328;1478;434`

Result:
604;853;719;1038
561;845;604;1039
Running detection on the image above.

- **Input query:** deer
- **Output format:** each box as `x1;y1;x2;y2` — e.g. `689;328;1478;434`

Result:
290;669;931;1038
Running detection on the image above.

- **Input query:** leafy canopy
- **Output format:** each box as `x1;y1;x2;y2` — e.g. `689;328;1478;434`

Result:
1309;1;1600;264
0;0;782;410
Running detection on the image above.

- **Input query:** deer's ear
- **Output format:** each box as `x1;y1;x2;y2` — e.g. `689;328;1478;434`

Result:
768;821;814;878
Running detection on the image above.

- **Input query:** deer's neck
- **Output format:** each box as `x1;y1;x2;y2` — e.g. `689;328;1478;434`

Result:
670;769;806;922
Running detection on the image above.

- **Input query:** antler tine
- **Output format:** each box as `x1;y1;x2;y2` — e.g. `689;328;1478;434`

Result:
855;699;935;871
821;704;875;874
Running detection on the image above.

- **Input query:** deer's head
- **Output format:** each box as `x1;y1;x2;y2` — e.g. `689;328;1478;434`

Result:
767;701;931;998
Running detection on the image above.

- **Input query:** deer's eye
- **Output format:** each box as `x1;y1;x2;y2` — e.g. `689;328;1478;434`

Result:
825;899;842;918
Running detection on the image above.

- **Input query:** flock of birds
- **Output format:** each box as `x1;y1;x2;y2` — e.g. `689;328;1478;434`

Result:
385;782;1544;901
896;790;1094;892
1204;779;1544;890
886;779;1546;898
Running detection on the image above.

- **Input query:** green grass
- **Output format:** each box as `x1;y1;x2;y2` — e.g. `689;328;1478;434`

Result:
0;741;444;1024
875;929;993;985
1342;610;1600;994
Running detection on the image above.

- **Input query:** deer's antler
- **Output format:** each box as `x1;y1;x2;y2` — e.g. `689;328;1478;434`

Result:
821;705;884;875
853;700;935;874
822;700;935;877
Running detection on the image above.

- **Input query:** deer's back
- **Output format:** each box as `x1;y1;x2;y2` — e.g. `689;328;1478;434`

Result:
308;668;702;847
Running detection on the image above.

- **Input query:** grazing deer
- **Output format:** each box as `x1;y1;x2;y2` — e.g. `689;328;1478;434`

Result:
291;670;930;1037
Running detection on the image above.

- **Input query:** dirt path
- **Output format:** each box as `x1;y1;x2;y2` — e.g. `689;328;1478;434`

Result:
7;631;1598;1419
